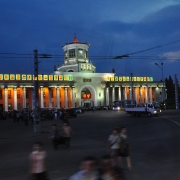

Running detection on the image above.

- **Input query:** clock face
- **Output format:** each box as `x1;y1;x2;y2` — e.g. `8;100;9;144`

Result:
78;49;83;57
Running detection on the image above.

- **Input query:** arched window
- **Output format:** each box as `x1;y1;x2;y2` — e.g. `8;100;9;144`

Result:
67;70;74;72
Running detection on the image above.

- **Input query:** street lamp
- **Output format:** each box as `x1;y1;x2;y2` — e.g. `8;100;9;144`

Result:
155;62;166;109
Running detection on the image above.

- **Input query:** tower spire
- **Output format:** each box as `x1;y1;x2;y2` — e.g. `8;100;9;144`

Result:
73;33;78;43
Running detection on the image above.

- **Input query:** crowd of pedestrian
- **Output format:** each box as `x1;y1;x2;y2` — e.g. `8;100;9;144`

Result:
27;124;132;180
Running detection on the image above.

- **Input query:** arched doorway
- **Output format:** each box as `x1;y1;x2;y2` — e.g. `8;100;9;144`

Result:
80;85;96;107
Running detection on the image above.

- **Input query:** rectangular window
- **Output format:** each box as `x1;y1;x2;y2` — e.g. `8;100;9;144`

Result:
8;90;11;99
69;49;75;58
0;90;2;99
17;90;20;99
44;102;46;107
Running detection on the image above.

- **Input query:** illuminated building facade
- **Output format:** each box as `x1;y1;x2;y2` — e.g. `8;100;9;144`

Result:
0;36;164;111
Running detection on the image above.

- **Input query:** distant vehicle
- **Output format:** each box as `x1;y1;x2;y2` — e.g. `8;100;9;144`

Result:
113;100;136;109
73;107;82;114
102;106;108;110
112;106;121;111
125;102;161;117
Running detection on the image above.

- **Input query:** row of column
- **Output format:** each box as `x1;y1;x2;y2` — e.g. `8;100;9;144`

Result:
106;87;154;105
4;87;75;111
37;87;75;109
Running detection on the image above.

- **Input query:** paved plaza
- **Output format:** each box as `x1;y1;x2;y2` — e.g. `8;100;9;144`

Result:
1;109;180;180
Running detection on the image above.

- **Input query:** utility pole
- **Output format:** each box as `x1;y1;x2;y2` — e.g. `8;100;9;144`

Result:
33;49;40;133
174;74;179;109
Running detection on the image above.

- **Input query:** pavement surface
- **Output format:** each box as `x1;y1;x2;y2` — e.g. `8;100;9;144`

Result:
1;109;180;180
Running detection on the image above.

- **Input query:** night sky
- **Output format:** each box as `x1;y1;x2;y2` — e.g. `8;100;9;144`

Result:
0;0;180;81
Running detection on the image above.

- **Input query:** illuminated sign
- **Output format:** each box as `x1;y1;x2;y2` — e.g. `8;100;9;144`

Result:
64;76;68;80
119;77;123;81
38;75;42;80
82;93;91;99
16;74;21;80
0;74;74;81
59;75;63;81
22;74;26;80
111;77;114;81
107;76;154;82
27;74;32;80
54;75;58;81
107;77;110;81
49;75;53;80
44;75;48;80
10;74;15;80
0;74;3;80
83;79;91;82
114;76;118;81
4;74;9;80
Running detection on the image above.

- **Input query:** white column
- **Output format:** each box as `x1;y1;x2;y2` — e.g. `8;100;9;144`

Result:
4;88;8;111
112;87;115;102
65;88;68;108
118;87;121;100
23;87;26;108
124;87;127;100
140;87;142;103
56;87;60;108
40;87;44;108
14;88;17;110
49;88;52;108
106;88;109;106
149;87;152;102
145;86;148;103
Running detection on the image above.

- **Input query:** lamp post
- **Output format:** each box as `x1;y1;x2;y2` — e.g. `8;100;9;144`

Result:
33;50;51;132
155;62;166;110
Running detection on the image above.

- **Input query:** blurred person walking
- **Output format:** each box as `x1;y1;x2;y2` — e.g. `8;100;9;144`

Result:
28;142;50;180
49;124;59;150
119;127;132;170
69;156;100;180
108;128;120;166
61;122;73;148
99;154;126;180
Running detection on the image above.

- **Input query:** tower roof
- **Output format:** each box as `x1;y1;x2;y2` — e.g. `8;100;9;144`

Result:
63;34;90;46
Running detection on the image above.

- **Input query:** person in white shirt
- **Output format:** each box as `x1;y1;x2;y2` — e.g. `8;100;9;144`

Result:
29;142;49;180
108;128;120;166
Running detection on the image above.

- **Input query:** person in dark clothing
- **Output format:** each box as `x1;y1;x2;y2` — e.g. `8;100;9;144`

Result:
50;124;59;150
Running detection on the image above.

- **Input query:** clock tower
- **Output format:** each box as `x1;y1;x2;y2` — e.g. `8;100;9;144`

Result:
56;34;96;73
